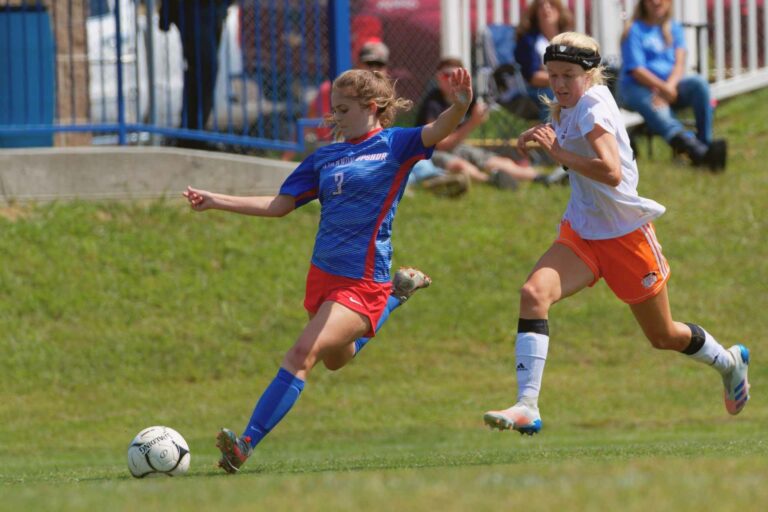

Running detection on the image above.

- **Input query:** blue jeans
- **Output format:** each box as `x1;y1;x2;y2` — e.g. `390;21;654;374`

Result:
407;159;445;186
619;74;713;144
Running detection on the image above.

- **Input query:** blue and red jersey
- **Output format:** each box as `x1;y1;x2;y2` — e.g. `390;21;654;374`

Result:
279;127;432;282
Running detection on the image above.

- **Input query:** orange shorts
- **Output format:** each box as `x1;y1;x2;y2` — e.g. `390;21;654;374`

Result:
555;220;671;304
304;264;392;337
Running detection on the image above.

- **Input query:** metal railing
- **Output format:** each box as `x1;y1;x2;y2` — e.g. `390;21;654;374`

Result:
0;0;346;152
0;0;765;152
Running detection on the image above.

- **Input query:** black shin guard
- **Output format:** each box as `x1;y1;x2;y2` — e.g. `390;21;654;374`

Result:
682;322;706;354
518;318;549;336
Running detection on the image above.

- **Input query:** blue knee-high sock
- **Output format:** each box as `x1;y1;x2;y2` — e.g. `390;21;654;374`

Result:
243;367;305;448
354;295;401;355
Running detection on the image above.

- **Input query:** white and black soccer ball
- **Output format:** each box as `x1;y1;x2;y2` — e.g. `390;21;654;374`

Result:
127;426;191;478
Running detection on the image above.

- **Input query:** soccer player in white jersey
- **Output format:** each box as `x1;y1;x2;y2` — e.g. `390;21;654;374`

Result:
183;67;474;473
483;32;750;435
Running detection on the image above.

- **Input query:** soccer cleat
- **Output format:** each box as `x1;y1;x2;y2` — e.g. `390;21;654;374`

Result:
483;402;542;435
216;428;253;474
392;267;432;302
723;344;750;415
489;169;519;190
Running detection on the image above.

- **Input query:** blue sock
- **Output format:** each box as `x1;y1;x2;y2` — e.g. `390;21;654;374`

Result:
354;295;401;355
243;367;305;447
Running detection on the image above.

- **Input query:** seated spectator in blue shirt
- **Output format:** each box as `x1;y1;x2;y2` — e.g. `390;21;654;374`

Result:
514;0;574;121
618;0;726;170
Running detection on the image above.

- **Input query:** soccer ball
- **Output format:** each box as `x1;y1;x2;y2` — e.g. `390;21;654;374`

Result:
127;426;191;478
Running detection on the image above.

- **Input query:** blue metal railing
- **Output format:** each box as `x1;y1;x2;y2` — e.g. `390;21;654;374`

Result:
0;0;349;152
114;0;127;145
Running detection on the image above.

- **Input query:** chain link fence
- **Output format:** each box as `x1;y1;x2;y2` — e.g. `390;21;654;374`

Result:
237;1;328;144
2;1;764;154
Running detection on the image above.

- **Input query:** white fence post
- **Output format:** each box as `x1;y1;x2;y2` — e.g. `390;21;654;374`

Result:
440;0;463;58
476;0;487;30
509;0;522;26
592;0;623;67
765;0;768;73
730;0;742;76
680;0;707;75
747;0;758;72
462;0;471;65
440;0;473;66
714;0;726;82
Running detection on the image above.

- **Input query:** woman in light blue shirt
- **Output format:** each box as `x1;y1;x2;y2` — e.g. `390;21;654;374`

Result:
618;0;726;170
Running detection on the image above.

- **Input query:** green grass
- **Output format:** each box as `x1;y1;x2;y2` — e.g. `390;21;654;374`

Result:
1;87;767;511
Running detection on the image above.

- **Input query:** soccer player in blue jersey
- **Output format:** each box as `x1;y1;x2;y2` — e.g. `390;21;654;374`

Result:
183;66;474;473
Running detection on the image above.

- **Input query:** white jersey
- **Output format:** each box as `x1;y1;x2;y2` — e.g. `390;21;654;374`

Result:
553;85;665;240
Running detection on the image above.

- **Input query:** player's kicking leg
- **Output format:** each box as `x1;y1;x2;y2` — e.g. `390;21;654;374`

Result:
353;267;431;355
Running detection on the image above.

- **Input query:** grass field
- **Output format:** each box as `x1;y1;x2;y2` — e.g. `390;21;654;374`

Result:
1;87;767;511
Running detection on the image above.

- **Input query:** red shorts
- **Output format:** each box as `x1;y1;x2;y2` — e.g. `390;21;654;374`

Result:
555;220;671;304
304;264;392;337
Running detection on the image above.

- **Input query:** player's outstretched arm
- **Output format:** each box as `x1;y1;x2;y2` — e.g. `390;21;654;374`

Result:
421;67;473;148
183;186;295;217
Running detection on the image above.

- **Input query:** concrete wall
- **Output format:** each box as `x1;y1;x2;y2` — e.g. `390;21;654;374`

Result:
0;147;294;204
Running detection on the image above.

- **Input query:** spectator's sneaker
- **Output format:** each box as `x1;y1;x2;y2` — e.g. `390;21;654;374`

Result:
483;402;542;435
545;166;570;185
534;166;570;187
392;267;432;302
703;139;727;172
216;428;253;474
421;173;470;198
489;169;519;190
723;345;750;415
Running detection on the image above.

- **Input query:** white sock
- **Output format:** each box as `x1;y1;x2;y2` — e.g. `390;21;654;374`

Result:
515;331;549;407
685;324;733;374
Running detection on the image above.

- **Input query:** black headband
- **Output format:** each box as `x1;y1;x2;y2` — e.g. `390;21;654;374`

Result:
543;44;602;70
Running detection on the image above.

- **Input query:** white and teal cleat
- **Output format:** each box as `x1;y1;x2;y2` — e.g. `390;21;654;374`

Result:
483;402;542;435
723;344;750;415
